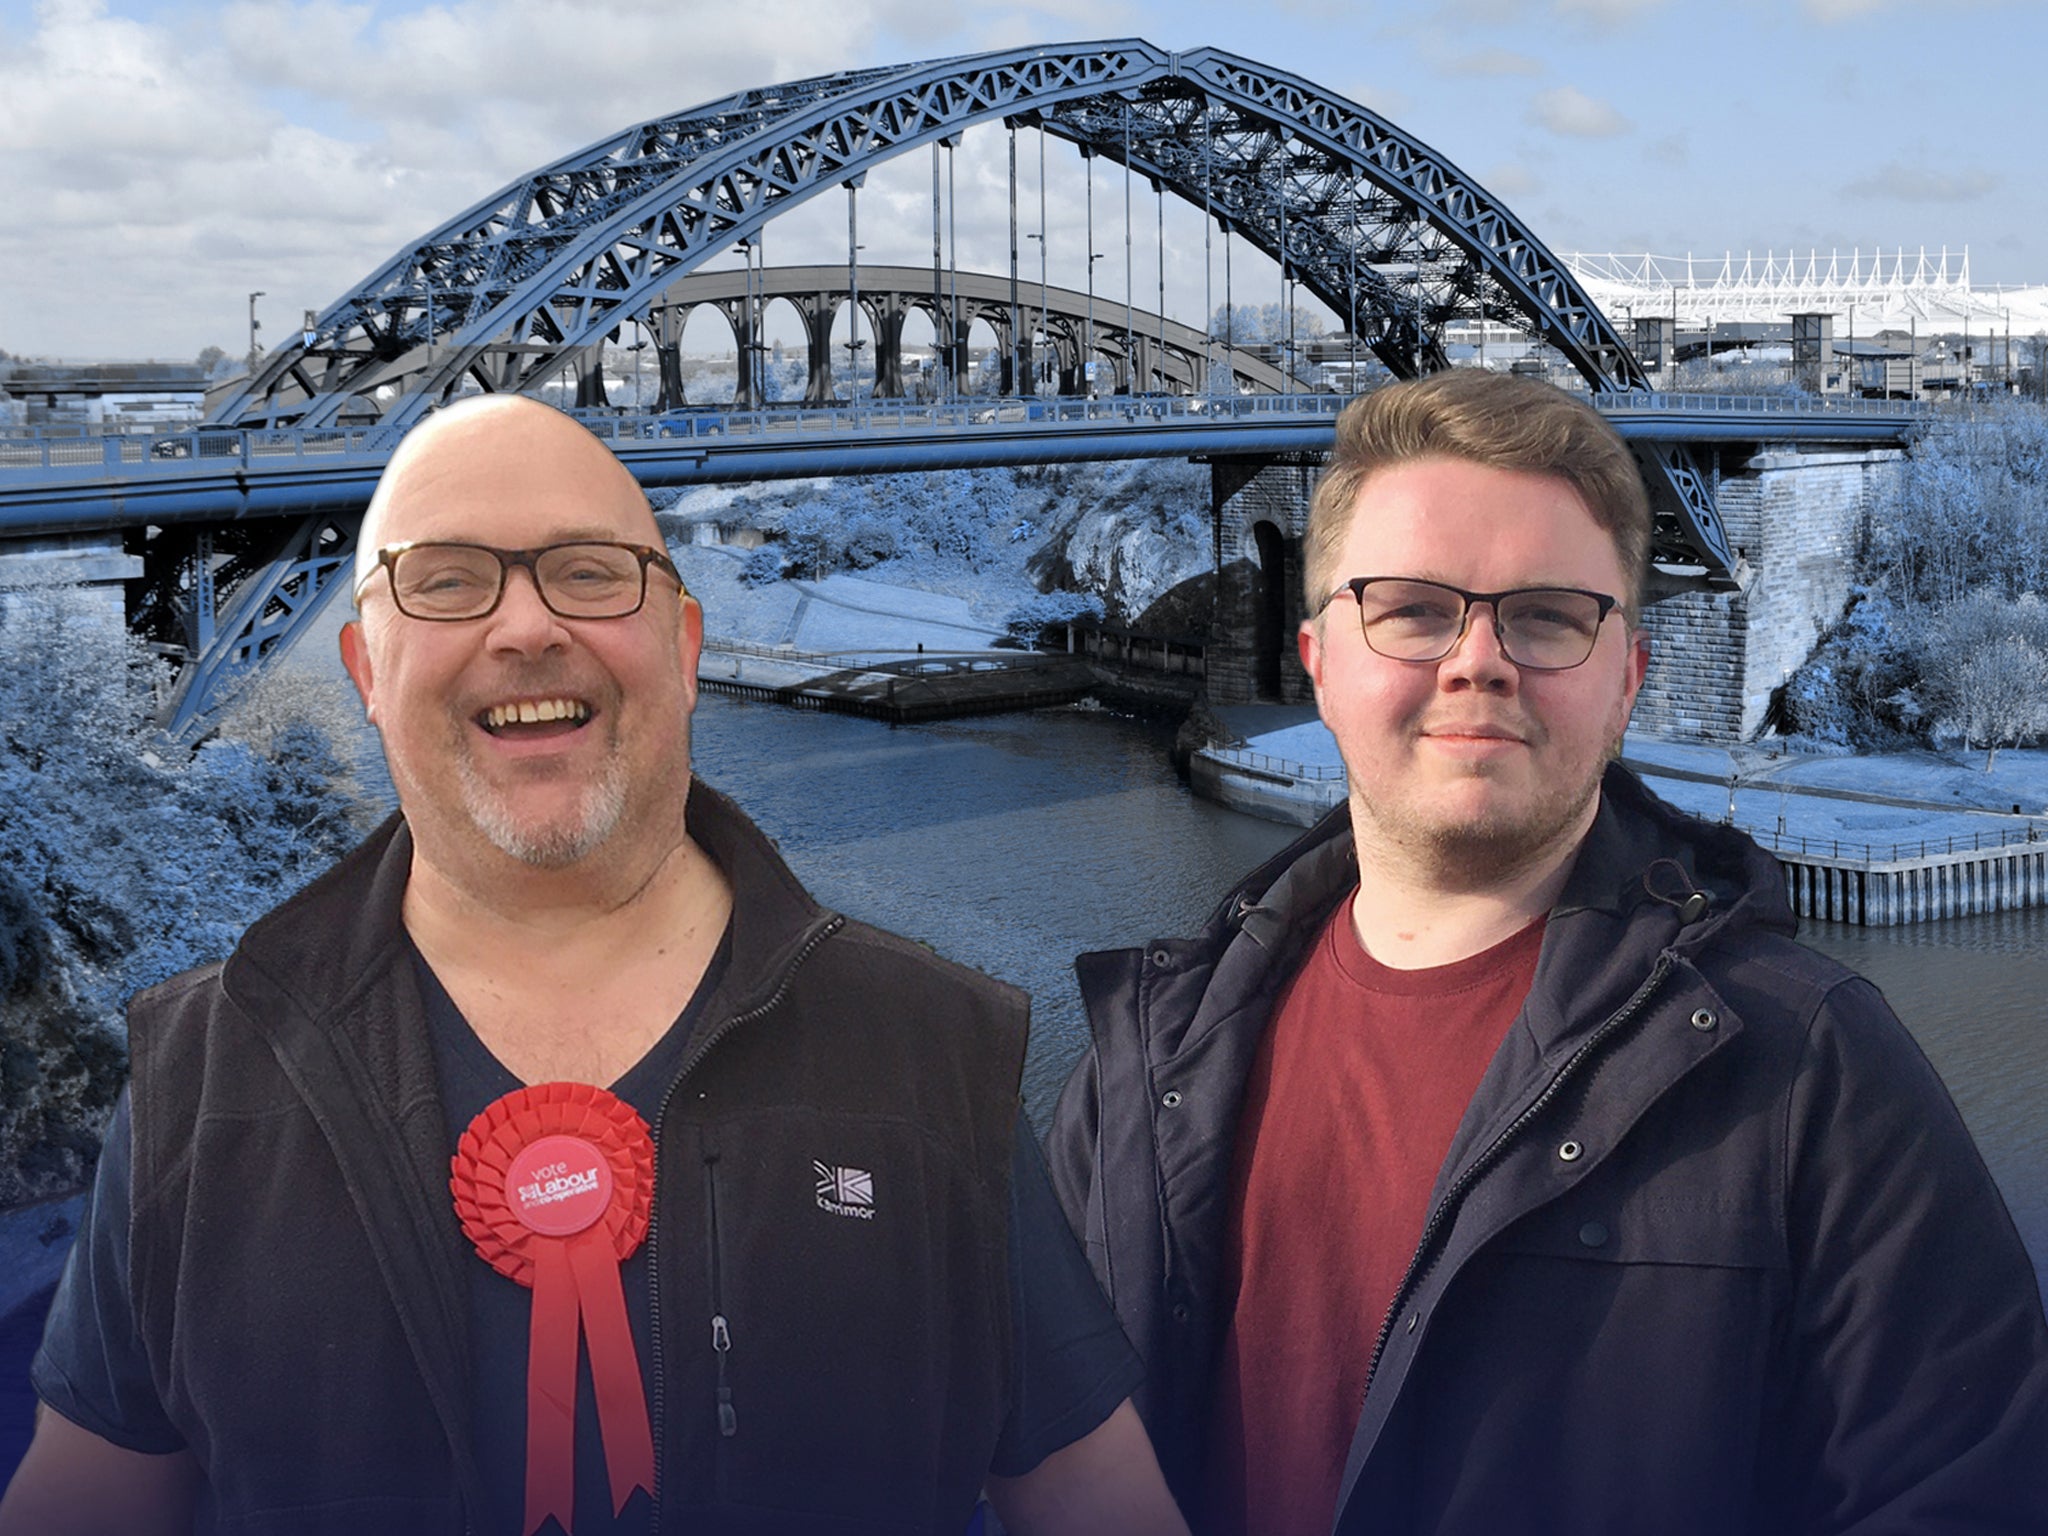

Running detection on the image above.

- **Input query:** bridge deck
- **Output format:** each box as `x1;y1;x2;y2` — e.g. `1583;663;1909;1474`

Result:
0;391;1923;538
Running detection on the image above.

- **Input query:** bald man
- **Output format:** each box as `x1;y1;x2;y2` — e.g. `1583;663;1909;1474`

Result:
4;398;1184;1536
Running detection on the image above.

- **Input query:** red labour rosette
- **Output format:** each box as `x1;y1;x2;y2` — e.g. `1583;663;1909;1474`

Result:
451;1082;657;1536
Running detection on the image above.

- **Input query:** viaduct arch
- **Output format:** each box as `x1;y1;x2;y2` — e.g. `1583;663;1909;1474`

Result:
629;263;1292;406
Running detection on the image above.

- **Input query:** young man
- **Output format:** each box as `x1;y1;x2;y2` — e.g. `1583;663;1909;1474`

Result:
4;396;1187;1536
1049;370;2048;1535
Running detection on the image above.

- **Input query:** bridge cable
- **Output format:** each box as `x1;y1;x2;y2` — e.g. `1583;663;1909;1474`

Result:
1009;121;1021;395
1124;105;1134;393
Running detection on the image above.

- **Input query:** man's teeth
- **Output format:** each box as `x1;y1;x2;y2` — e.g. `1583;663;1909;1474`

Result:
483;699;589;729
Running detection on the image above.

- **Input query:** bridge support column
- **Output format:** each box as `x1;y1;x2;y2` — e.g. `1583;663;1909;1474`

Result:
873;295;910;398
573;345;610;409
780;294;836;404
649;301;691;411
1634;446;1905;741
1207;456;1319;706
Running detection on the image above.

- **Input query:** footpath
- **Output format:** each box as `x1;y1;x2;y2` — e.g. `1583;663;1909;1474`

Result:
1199;705;2048;851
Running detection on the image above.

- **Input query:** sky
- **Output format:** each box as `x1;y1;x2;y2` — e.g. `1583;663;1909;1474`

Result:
2;0;2044;362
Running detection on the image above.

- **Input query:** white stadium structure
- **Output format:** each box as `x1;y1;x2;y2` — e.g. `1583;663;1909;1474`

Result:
1562;248;2048;339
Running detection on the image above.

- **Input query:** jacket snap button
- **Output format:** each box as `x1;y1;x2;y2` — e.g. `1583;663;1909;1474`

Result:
1557;1140;1583;1162
1690;1007;1719;1032
1161;1090;1183;1109
1579;1221;1610;1249
1150;947;1171;967
1171;1303;1191;1323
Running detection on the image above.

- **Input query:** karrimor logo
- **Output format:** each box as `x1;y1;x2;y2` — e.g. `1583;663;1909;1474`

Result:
813;1161;876;1220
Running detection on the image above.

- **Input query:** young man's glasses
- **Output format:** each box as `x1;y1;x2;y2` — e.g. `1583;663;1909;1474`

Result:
1320;577;1621;671
356;541;686;622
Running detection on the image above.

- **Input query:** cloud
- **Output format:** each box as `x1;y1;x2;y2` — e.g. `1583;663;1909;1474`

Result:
1478;161;1540;199
1802;0;1898;18
1439;46;1544;76
1528;85;1631;137
0;0;1102;356
1843;162;1999;203
1554;0;1664;25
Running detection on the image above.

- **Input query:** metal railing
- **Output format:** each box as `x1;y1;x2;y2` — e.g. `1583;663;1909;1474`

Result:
0;395;1348;478
1747;823;2044;863
3;387;1931;478
579;391;1350;443
700;634;831;662
1592;390;1927;418
1201;746;1349;781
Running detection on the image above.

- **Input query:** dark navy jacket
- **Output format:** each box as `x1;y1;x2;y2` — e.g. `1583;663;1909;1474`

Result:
1048;765;2048;1534
121;781;1025;1535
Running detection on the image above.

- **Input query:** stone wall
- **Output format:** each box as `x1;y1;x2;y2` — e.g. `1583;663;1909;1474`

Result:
0;532;138;628
1634;447;1903;741
1208;456;1319;705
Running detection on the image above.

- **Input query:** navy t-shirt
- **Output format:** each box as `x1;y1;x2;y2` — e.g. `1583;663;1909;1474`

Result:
34;931;1139;1534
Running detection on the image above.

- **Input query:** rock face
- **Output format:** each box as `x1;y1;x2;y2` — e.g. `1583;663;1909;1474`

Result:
1026;460;1213;630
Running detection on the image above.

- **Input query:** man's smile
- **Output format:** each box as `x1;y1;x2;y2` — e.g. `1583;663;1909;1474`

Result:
476;695;595;737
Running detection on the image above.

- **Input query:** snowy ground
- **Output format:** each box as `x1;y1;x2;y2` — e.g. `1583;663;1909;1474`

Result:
676;544;1012;655
1223;708;2048;851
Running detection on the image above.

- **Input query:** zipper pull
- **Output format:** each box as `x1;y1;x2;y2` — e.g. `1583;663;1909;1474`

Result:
712;1314;736;1436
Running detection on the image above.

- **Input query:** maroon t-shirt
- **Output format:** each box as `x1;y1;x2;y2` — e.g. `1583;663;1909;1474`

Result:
1201;899;1547;1536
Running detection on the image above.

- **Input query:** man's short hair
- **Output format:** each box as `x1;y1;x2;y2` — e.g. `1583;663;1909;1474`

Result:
1304;371;1653;617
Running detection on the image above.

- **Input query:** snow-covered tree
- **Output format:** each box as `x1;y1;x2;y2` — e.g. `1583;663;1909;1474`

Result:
1915;590;2048;770
0;591;372;1201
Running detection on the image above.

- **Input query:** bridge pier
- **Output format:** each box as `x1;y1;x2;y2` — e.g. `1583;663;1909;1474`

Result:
1206;456;1319;705
0;532;140;627
1634;446;1904;740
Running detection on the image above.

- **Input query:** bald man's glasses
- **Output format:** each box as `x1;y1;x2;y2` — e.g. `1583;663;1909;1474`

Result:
359;541;685;622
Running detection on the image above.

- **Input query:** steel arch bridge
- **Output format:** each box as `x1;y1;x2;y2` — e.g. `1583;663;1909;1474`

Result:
208;38;1728;574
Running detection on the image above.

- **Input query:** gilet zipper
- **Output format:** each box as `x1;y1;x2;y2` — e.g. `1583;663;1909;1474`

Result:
643;914;845;1533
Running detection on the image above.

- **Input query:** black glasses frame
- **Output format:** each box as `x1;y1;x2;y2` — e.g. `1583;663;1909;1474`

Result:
1319;576;1621;671
357;540;686;622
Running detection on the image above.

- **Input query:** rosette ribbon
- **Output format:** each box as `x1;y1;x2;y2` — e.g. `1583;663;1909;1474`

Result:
451;1082;657;1536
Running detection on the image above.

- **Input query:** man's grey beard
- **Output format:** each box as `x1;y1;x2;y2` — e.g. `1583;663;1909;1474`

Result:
454;753;630;869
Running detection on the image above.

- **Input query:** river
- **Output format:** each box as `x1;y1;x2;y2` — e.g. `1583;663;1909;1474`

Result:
676;692;2048;1298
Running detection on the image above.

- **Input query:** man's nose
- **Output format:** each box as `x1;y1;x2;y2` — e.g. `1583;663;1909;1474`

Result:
485;564;570;648
1438;601;1518;686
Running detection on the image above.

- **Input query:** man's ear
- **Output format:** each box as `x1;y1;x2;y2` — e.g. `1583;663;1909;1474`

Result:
1615;623;1651;737
339;620;377;724
676;594;705;711
1297;617;1326;708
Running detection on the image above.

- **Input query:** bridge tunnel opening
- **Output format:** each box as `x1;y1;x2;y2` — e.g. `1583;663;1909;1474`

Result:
1250;518;1290;701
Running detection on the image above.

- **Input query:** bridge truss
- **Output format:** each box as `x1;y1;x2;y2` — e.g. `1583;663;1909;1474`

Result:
207;39;1726;571
130;39;1740;733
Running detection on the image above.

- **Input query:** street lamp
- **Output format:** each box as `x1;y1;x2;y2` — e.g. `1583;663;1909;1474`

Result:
247;291;265;373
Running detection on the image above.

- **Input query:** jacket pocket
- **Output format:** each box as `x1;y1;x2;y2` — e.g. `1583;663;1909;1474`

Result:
1410;1199;1785;1532
687;1107;1006;1530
